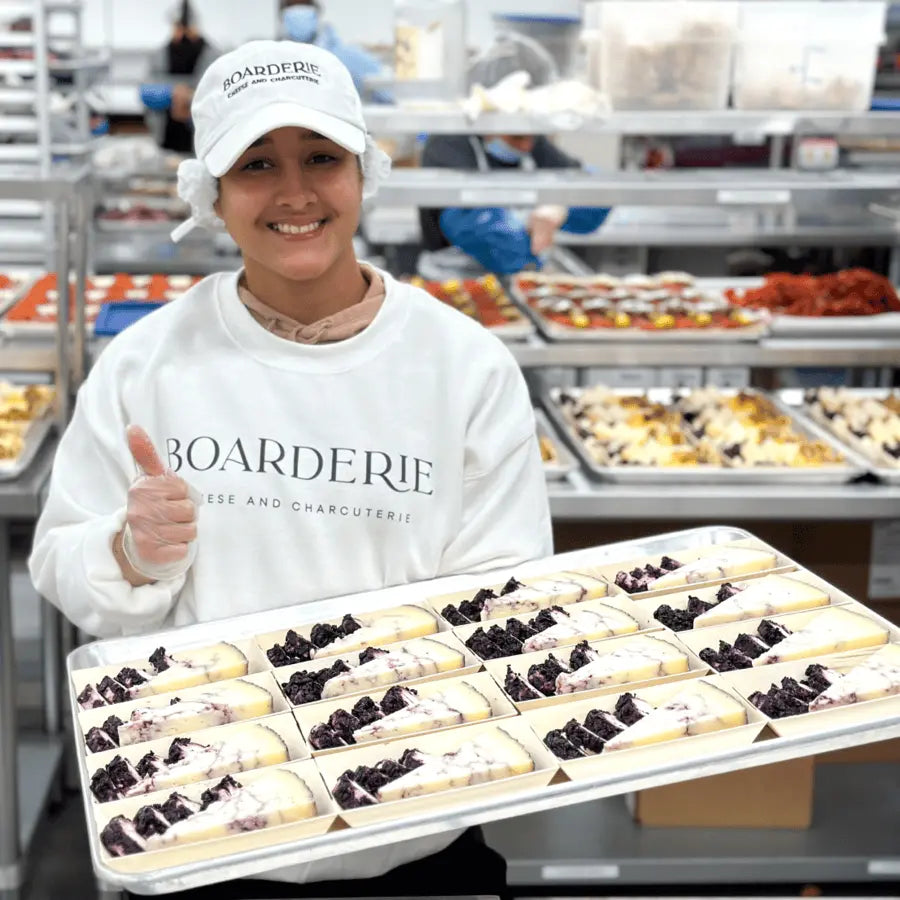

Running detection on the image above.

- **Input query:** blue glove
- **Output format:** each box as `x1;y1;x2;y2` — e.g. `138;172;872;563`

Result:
439;207;541;275
140;83;173;111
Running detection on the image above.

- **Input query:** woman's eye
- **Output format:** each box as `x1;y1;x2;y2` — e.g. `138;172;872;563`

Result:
241;158;273;172
309;153;338;165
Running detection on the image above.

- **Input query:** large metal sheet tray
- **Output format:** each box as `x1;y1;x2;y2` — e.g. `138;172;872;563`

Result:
535;407;576;482
777;387;900;485
509;276;768;344
543;386;865;485
67;526;900;895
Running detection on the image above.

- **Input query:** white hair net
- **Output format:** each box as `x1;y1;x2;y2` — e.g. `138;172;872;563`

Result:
170;134;392;243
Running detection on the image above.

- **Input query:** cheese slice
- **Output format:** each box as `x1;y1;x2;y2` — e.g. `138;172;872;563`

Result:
376;727;534;803
320;639;464;700
809;644;900;711
555;636;689;695
754;608;889;666
100;724;291;801
521;605;640;654
117;680;274;746
481;571;607;621
692;575;829;629
649;548;777;591
154;770;315;847
354;682;492;743
131;643;249;698
604;683;747;752
101;770;316;856
312;606;438;657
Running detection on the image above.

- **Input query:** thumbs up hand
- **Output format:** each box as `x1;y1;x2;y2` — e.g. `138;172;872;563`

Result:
114;425;199;585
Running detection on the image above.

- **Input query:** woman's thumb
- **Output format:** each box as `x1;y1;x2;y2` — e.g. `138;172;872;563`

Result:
126;425;167;477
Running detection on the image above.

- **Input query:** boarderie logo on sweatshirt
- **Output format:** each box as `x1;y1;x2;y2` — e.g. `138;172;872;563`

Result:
223;60;322;98
166;434;434;497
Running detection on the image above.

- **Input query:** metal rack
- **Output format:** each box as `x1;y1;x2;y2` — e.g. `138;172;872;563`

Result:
0;169;88;900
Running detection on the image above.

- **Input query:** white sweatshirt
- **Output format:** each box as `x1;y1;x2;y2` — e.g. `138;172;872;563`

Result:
29;267;552;883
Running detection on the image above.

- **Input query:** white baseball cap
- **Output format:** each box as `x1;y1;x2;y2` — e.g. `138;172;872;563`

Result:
191;39;367;178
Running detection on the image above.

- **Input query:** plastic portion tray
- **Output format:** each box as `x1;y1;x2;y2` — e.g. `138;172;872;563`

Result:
543;386;868;484
66;526;900;894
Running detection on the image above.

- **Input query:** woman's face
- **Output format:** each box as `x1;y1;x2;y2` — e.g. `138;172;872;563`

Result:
216;126;362;283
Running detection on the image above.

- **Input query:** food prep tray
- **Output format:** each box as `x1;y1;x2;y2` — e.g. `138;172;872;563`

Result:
672;600;899;672
522;678;767;781
720;647;900;739
67;526;900;894
451;594;662;661
484;632;709;712
777;387;900;484
535;407;577;481
291;671;518;757
94;759;340;876
543;386;867;484
509;275;769;343
629;567;855;632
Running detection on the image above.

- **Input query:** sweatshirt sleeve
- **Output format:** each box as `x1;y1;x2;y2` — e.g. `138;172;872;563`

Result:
28;356;185;638
438;346;553;575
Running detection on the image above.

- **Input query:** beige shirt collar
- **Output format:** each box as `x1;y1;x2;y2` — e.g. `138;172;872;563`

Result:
238;264;386;345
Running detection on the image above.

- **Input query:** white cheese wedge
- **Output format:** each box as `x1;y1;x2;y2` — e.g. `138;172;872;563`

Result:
555;636;689;694
125;724;290;797
376;727;534;802
117;680;274;747
604;682;747;752
692;575;829;629
151;770;316;848
131;643;249;698
320;639;464;700
313;606;438;657
521;605;640;654
649;548;777;590
809;644;900;711
354;682;492;743
481;571;607;621
754;608;889;666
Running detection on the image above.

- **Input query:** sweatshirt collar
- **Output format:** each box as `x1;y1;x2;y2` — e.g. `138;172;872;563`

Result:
215;265;408;373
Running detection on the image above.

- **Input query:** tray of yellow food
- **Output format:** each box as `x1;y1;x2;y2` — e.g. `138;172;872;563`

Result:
544;385;865;484
0;382;56;481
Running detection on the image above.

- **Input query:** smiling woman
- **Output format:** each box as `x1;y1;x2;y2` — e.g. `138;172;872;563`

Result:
30;40;550;897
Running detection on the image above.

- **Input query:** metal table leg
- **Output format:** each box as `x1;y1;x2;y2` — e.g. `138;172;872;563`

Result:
0;520;22;899
41;599;62;736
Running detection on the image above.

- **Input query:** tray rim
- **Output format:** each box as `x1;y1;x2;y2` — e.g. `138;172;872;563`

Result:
534;406;578;481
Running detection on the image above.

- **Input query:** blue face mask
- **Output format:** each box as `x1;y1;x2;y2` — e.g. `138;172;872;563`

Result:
282;4;319;43
484;137;525;165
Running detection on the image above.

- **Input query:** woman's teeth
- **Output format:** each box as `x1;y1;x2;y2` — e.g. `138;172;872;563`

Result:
269;221;323;235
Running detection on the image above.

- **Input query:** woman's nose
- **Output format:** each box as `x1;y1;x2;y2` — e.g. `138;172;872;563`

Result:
274;164;316;206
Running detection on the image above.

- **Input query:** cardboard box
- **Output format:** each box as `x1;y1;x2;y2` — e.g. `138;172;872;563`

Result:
629;755;815;828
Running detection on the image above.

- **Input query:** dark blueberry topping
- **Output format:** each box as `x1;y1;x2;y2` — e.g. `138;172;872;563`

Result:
133;804;169;839
115;667;147;689
310;623;343;649
614;693;647;727
380;685;414;715
136;752;161;778
148;647;170;673
100;817;144;856
164;737;193;765
504;667;541;702
441;605;469;626
76;684;106;709
500;578;524;596
568;641;595;671
340;614;362;636
544;728;584;760
758;619;792;647
97;676;128;705
89;768;120;803
350;696;382;727
160;793;196;824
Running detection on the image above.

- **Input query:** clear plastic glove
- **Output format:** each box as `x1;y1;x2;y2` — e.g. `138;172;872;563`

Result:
528;205;568;256
119;425;200;584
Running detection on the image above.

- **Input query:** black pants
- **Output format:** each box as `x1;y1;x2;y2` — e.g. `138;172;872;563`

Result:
127;827;507;899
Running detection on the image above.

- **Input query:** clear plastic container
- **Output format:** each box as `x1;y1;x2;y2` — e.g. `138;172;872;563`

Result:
733;1;886;110
393;0;467;100
587;1;739;110
492;14;583;79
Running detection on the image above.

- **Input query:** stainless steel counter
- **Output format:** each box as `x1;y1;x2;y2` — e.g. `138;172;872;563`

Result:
548;469;900;521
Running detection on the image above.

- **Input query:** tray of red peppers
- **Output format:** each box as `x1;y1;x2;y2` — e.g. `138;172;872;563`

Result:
725;269;900;336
